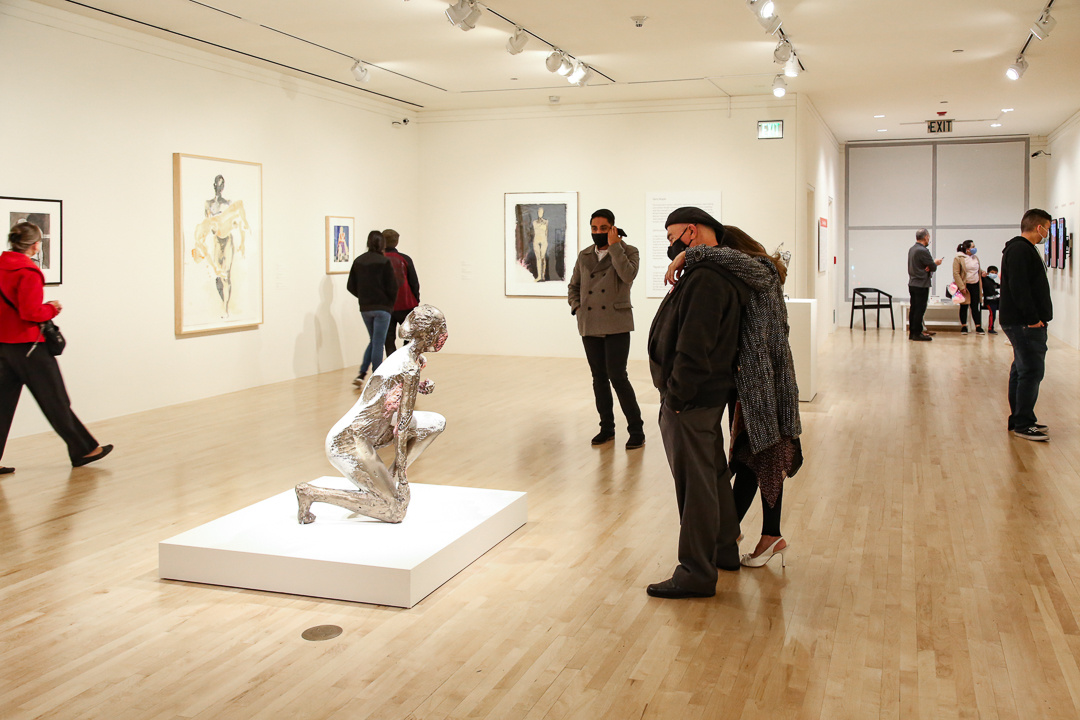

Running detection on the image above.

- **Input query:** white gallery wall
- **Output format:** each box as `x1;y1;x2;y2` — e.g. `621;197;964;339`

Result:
415;96;840;360
0;0;421;437
1044;110;1080;349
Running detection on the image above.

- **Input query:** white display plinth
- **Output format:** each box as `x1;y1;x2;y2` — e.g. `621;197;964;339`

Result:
159;478;527;608
785;298;818;402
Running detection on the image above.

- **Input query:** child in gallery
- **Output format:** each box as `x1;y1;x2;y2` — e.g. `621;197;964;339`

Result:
983;265;1000;335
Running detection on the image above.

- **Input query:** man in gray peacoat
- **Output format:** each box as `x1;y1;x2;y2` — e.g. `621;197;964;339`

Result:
568;209;644;449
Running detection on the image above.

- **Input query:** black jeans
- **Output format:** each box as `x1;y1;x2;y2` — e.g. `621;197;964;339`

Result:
1002;325;1047;431
959;283;982;329
582;333;643;435
0;343;98;463
985;300;999;331
732;460;783;537
908;285;929;338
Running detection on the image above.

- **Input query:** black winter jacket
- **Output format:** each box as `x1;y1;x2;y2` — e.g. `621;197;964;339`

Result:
347;251;398;312
999;236;1052;327
647;261;748;411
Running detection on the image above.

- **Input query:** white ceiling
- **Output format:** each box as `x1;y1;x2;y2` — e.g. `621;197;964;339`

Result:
33;0;1080;141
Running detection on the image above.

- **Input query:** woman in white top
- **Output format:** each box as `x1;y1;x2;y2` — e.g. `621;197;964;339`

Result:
952;240;984;334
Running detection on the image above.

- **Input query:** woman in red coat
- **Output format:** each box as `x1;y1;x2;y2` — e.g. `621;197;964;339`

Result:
0;222;111;472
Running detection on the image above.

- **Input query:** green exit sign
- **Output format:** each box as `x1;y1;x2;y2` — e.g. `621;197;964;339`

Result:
758;120;784;139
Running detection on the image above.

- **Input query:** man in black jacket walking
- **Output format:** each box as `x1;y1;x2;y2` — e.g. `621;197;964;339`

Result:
1000;208;1054;441
646;207;749;599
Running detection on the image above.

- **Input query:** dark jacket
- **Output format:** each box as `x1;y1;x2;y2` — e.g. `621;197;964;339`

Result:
386;249;420;312
999;236;1052;327
907;242;937;288
982;274;1000;303
0;251;56;344
647;260;748;411
347;251;398;312
567;241;639;336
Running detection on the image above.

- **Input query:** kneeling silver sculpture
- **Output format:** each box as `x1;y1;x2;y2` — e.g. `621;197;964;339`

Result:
296;305;448;524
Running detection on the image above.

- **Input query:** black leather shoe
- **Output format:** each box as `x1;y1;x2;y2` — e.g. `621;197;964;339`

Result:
646;578;714;599
909;334;932;341
0;466;13;475
72;444;113;468
591;431;615;446
625;434;645;449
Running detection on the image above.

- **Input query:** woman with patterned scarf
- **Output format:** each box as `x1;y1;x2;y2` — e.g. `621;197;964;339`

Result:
666;226;803;568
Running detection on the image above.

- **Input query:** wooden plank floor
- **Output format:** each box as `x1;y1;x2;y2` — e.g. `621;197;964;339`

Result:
4;328;1080;719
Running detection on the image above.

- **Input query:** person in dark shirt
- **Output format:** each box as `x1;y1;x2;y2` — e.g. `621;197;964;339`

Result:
999;209;1053;441
381;229;421;358
645;207;748;599
982;264;1000;334
347;231;398;387
907;228;943;341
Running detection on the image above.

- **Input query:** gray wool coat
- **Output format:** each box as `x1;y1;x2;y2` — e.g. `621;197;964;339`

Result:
567;241;639;337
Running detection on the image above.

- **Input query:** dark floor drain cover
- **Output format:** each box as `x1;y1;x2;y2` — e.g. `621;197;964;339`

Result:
302;625;343;641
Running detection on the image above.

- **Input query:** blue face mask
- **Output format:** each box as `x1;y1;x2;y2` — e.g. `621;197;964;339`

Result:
988;273;998;281
968;247;977;255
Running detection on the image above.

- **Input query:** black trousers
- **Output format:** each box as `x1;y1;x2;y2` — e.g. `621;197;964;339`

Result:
659;402;741;592
384;309;413;358
908;285;929;338
582;333;643;435
732;460;783;537
0;343;98;463
959;283;982;328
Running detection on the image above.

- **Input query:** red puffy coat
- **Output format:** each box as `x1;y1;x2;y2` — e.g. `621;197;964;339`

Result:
0;251;57;343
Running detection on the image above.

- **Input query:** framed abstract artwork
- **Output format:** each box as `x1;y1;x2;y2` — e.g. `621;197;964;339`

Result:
173;153;263;336
1;196;62;285
326;216;355;274
504;191;577;297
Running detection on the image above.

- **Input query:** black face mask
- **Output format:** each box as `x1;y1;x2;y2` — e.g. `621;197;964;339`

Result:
591;232;609;248
666;227;691;260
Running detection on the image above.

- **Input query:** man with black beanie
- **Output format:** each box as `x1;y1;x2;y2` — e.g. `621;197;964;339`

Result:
1000;208;1054;441
645;207;749;599
568;209;645;449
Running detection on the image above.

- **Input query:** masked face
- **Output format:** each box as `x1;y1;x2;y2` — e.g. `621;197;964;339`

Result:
968;247;977;256
591;233;609;248
666;226;691;260
590;218;612;248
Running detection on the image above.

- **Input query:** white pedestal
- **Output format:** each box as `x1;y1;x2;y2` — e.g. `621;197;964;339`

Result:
158;479;528;608
785;298;818;402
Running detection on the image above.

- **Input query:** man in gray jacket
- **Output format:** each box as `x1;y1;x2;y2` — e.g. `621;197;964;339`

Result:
908;228;942;341
568;209;644;449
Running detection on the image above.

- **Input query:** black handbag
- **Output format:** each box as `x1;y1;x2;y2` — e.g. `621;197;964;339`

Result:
0;286;65;356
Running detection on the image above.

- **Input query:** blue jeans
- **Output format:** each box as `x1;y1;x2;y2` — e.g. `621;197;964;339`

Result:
360;310;391;376
1002;325;1047;431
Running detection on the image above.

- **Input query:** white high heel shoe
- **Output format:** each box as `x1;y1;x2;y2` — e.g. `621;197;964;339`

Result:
740;538;786;568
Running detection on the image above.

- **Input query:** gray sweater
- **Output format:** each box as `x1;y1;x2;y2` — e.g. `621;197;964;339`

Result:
907;242;937;288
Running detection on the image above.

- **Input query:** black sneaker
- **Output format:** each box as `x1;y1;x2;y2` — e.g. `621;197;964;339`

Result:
909;334;932;341
976;327;985;335
626;434;646;450
988;329;998;335
961;327;969;334
1012;427;1049;441
591;431;615;446
1035;423;1049;433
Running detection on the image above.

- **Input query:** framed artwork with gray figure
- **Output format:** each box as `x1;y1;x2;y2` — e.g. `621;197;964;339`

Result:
173;153;263;336
504;192;577;297
1;197;62;285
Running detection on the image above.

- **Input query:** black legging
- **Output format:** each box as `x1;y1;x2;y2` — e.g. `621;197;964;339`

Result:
732;457;783;537
959;283;982;329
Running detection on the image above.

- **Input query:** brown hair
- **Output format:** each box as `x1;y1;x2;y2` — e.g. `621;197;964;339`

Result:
382;229;400;249
720;225;787;284
8;222;41;253
366;230;385;253
1021;208;1052;233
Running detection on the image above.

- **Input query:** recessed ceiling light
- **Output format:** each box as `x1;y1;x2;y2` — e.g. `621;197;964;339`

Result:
874;114;885;118
1002;108;1014;113
991;123;1002;128
877;129;888;133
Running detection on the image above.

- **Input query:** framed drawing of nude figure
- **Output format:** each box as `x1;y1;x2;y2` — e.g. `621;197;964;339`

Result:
173;153;263;336
326;216;355;274
504;192;577;297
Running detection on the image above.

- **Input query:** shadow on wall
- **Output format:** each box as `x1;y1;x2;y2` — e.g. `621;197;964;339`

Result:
297;275;343;375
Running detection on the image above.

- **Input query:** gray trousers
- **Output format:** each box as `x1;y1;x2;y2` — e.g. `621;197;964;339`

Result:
659;402;741;592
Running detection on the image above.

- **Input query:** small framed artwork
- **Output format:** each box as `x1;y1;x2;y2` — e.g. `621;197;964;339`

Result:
326;216;355;274
1;196;62;285
817;218;828;273
173;153;263;336
504;191;577;297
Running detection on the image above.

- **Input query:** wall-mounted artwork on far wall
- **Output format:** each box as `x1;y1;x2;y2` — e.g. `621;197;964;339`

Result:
1;196;62;285
173;153;263;336
504;192;577;297
326;216;355;274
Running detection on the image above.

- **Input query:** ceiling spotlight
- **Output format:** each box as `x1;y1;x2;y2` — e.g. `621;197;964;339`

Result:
446;0;481;31
506;27;528;55
772;74;787;97
990;123;1002;128
546;50;573;76
773;39;792;64
783;54;800;77
351;61;369;83
1031;10;1056;40
758;14;782;34
746;0;776;19
1002;108;1014;113
874;114;885;118
1005;55;1028;80
568;62;593;86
